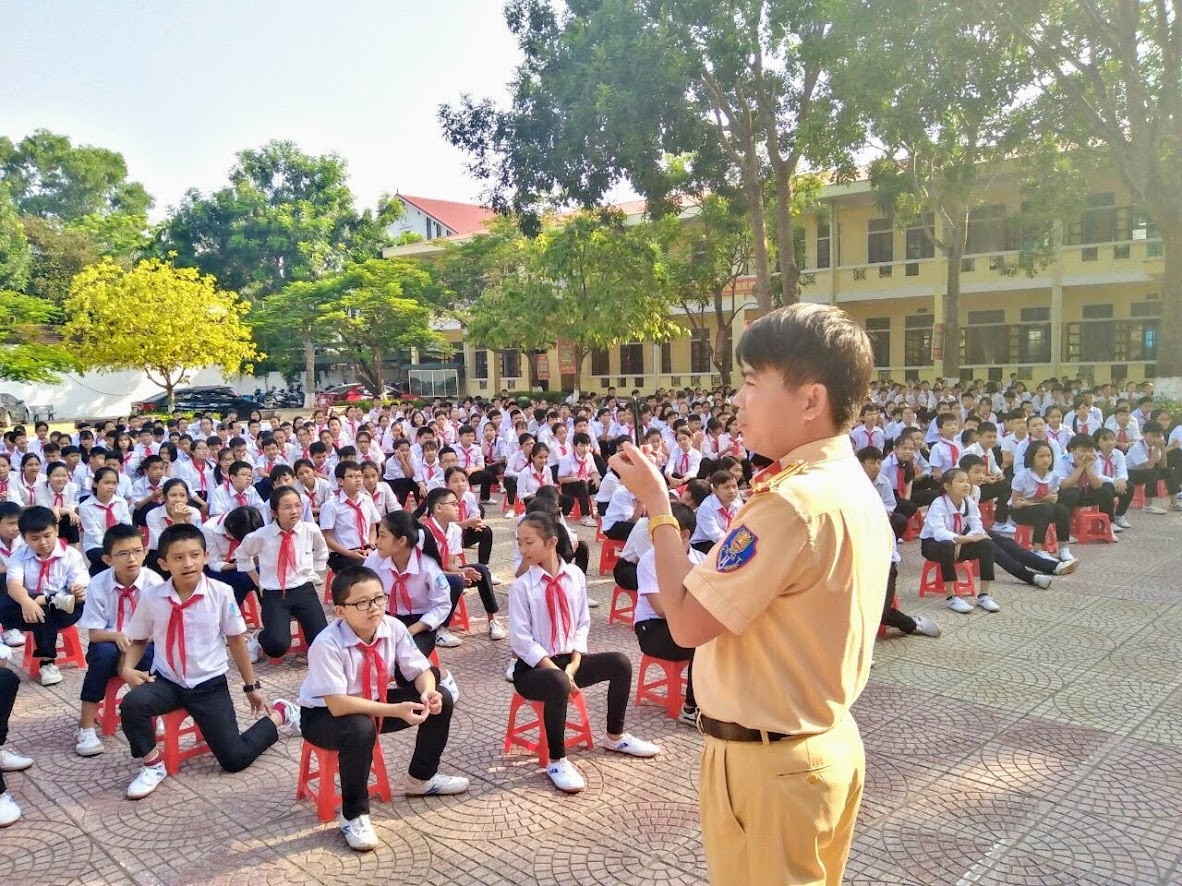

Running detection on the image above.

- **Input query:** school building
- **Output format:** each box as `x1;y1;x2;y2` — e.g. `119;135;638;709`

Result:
388;171;1162;397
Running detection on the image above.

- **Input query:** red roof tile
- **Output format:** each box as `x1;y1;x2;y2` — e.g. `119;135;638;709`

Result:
396;194;496;236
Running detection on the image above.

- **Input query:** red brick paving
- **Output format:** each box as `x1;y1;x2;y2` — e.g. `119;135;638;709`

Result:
1;500;1181;885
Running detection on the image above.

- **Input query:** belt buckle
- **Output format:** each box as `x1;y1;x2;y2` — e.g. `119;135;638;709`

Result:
695;711;706;736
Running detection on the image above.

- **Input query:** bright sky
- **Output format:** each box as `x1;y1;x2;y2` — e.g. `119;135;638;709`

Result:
4;1;524;218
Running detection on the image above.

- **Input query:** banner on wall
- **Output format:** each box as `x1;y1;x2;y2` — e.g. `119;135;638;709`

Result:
535;351;551;380
557;340;577;375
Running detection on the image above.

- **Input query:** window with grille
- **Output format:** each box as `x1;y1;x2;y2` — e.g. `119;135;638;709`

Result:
867;217;893;264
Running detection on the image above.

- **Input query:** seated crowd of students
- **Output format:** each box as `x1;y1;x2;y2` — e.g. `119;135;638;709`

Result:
0;375;1173;848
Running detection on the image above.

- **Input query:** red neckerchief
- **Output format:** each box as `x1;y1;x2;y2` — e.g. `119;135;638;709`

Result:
423;462;437;481
357;634;387;731
943;495;963;533
115;584;138;631
943;439;960;465
427;518;450;564
718;505;734;529
96;500;118;528
340;496;369;547
1033;476;1051;499
543;570;573;652
165;585;205;680
458;498;470;522
277;527;297;591
461;446;472;469
484;440;495;462
1117;428;1128;444
678;452;689;475
35;554;57;594
195;461;208;492
1103;455;1115;477
387;550;420;615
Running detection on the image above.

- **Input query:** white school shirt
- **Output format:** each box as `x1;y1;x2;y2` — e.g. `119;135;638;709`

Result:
1045;425;1073;451
619;517;651;565
79;567;165;633
456;490;481;523
423;517;463;568
601;485;638;534
355;447;385;472
254;454;291;480
209;481;265;517
419;459;445;490
1009;468;1060;507
1124;439;1159;471
928;438;963;474
547;439;572;468
297;615;430;708
6;543;90;596
235;520;328;590
259;493;314;526
510;512;576;574
1103;417;1142;446
1094;450;1128;483
0;536;25;572
595;471;621;506
663;448;701;480
999;432;1026;465
508;563;591;667
560;451;600;482
692;493;742;545
383;451;418;482
173;459;215;498
454;442;484;472
1069;414;1100;437
515;463;555;499
504;449;530;479
635;547;706;623
1013;436;1062;471
297;478;333;514
130;475;165;506
125;576;246;689
363;549;450;627
201;515;239;572
365;483;397;516
319;492;381;550
871;472;897;512
78;495;133;551
72;464;94;495
849;425;885;452
925;417;943;446
919;494;983;543
879;453;912;497
1170;425;1182;449
32;480;78;512
145;506;203;551
964;442;1003;478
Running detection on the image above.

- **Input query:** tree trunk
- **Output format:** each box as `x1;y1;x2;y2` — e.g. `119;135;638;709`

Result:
772;164;799;306
1154;221;1182;396
941;237;964;380
372;346;385;402
303;336;316;409
166;380;176;412
743;167;774;317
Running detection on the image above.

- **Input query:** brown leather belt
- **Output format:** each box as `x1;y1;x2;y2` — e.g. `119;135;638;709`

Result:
697;714;793;743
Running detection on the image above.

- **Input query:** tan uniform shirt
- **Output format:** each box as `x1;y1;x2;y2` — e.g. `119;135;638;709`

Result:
684;435;892;736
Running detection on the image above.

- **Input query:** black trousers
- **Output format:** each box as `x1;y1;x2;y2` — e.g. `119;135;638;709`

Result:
1128;467;1179;501
603;521;633;542
635;619;695;708
56;513;80;545
299;671;454;819
571;541;589;576
394;613;438;660
86;547;106;577
1059;485;1115;520
561;480;594;518
503;475;519;506
121;674;278;772
1012;503;1070;546
0;594;85;662
0;667;18;795
462;525;493;566
258;583;329;658
612;558;638;591
205;567;257;606
920;537;996;584
385;477;419;506
513;651;630;760
881;563;916;634
470;466;504;501
443;566;498;624
910;477;941;507
977;479;1012;522
987;530;1058;585
327;551;366;574
81;641;154;703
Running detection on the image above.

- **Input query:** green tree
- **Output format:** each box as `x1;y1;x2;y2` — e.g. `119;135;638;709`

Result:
251;279;336;399
1002;0;1182;386
0;186;31;291
0;290;76;382
464;211;678;391
63;259;260;409
317;259;445;398
20;216;102;306
440;0;864;314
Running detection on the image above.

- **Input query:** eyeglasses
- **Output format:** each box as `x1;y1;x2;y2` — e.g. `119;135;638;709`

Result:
110;549;145;560
340;594;388;612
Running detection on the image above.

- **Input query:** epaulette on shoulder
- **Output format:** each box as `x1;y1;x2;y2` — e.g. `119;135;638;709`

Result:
750;460;806;495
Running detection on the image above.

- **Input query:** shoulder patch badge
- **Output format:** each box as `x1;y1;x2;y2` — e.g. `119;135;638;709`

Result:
717;525;758;573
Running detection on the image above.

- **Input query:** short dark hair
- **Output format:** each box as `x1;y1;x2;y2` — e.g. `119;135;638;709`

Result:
102;523;143;554
223;506;264;541
856;446;884;463
334;460;361;480
734;303;873;429
18;506;57;536
0;501;22;522
1067;433;1095;452
958;453;986;471
331;564;382;606
158;523;206;557
669;500;697;535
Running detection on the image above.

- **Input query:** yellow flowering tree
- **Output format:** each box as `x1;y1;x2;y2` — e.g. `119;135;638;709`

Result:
63;258;260;409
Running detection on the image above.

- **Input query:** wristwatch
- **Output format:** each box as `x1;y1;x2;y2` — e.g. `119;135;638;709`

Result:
242;680;262;693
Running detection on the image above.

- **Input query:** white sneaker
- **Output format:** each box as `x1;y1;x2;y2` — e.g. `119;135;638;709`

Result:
677;705;699;727
976;594;1001;613
586;597;600;608
1033;574;1052;589
39;662;63;687
246;634;262;664
272;698;300;735
504;658;516;682
488;618;507;641
490;574;503;586
126;762;167;799
1115;515;1132;529
0;792;20;827
546;757;586;793
1054;558;1079;576
0;629;23;647
602;733;660;758
994;521;1017;535
947;596;973;614
0;749;33;772
579;517;598;528
1143;505;1168;515
75;727;103;757
50;592;75;615
1057;546;1074;562
439;671;460;704
1170;501;1182;513
912;615;942;637
341;813;379;851
1111;522;1124;533
0;644;10;664
404;772;470;796
435;629;463;648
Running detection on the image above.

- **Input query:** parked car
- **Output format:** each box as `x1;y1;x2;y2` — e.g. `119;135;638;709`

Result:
0;393;32;425
316;383;411;407
136;386;262;416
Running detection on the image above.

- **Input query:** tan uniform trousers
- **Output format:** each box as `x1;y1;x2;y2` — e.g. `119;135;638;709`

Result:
699;714;865;886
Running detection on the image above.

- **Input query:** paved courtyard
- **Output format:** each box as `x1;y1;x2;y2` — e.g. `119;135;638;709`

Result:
2;499;1181;886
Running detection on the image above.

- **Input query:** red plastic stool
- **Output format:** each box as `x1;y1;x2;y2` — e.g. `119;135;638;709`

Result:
429;648;441;667
22;624;87;679
322;568;336;604
241;592;261;629
608;585;636;626
978;500;996;530
451;593;471;633
598;538;625;576
160;708;210;775
903;511;924;541
1072;506;1114;544
595;517;606;543
1013;523;1059;555
403;494;418;513
295;739;392;823
503;691;593;767
503;496;524;518
918;561;977;598
267;621;310;664
569;500;583;520
94;677;128;736
634;655;688;719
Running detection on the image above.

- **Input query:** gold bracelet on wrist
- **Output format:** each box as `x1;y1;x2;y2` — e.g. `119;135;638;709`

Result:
647;513;681;541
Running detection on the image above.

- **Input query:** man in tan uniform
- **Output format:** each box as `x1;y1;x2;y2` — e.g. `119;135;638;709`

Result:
611;303;891;886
